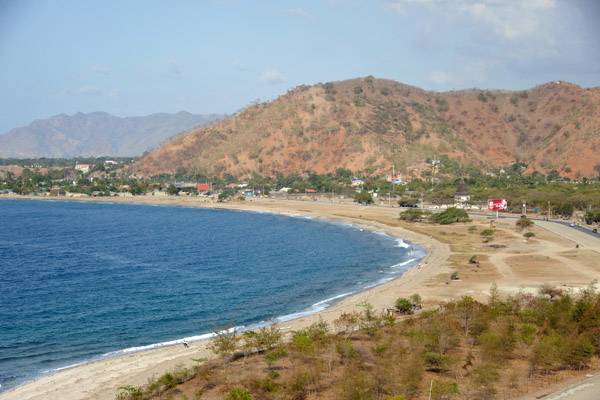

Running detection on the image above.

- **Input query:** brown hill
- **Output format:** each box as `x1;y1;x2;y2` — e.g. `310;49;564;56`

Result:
132;78;600;179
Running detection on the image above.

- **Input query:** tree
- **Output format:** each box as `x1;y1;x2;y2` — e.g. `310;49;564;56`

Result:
395;298;413;313
430;207;470;225
174;166;187;180
209;320;239;360
524;232;536;241
398;197;418;207
334;311;361;338
516;216;534;231
452;296;483;338
357;191;373;204
399;209;423;222
554;203;574;218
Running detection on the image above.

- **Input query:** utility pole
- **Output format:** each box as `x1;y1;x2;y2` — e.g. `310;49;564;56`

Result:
392;164;396;194
548;200;551;219
431;157;438;191
523;199;527;216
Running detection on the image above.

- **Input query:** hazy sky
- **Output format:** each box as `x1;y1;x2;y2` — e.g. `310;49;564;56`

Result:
0;0;598;134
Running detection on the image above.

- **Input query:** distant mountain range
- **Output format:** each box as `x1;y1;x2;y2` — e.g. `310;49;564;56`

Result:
132;78;600;179
0;111;223;158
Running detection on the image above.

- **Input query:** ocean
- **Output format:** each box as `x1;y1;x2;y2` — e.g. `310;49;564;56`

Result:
0;199;423;392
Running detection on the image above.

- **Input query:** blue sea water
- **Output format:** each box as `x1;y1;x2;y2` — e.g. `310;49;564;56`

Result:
0;199;423;392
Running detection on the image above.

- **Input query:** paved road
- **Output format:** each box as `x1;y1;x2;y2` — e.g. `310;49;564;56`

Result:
465;212;600;250
469;213;600;399
534;220;600;249
540;375;600;400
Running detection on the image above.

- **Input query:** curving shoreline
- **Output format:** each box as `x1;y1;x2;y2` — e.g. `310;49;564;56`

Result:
0;196;449;400
3;195;598;400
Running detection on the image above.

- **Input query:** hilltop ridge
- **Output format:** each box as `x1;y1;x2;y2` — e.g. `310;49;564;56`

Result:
0;111;223;158
132;78;600;180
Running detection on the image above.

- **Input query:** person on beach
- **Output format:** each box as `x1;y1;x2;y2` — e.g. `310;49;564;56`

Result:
183;340;189;348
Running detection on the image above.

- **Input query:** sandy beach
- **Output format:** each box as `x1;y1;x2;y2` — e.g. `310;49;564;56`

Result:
2;195;599;400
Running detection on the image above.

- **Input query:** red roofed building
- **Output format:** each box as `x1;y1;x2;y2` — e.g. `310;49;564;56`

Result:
198;184;210;191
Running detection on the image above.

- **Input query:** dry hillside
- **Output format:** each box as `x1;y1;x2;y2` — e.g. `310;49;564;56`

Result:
132;77;600;179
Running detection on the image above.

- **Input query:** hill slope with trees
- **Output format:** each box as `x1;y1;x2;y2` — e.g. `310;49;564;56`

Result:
132;77;600;180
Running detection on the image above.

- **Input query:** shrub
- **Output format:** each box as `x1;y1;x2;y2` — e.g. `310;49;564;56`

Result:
399;208;423;222
524;232;536;241
116;386;144;400
209;320;239;359
357;191;373;204
353;95;365;106
396;297;413;312
480;229;494;237
264;345;288;367
398;197;418;207
228;388;252;400
410;293;422;305
243;325;283;353
359;304;381;337
334;311;361;337
424;352;451;372
431;207;470;224
292;332;314;353
430;379;460;399
516;217;534;231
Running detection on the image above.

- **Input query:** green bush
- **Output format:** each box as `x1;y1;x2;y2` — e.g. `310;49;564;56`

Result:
292;332;314;353
431;207;470;224
524;232;536;241
396;298;413;312
399;208;423;222
228;388;252;400
516;217;534;231
357;191;373;204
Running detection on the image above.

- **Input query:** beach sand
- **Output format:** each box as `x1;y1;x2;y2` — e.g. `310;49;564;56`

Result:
2;195;599;400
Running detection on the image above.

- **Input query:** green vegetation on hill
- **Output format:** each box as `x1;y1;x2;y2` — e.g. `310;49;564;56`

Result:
2;158;600;220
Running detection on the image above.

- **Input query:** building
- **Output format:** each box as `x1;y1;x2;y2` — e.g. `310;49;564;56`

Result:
452;178;472;204
75;163;91;173
197;183;211;192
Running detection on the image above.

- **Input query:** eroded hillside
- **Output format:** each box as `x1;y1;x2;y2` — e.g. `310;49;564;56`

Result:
132;78;600;179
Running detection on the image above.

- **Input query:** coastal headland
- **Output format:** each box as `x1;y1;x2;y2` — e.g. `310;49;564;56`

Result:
2;195;599;400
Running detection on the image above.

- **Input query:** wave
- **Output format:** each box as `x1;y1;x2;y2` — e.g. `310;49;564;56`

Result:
389;258;419;269
1;200;427;393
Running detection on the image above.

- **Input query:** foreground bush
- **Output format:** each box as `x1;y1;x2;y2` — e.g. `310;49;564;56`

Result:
117;282;600;400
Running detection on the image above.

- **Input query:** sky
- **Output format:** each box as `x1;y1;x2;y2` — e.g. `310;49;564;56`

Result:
0;0;598;134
